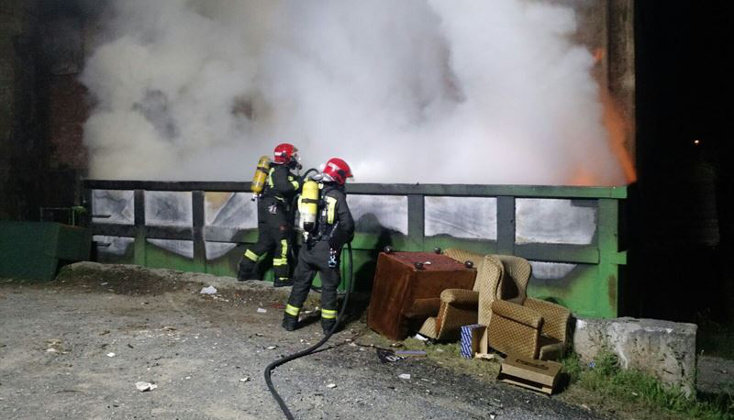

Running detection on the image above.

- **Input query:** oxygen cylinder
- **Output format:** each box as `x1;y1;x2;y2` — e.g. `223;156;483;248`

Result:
299;180;319;232
251;156;271;195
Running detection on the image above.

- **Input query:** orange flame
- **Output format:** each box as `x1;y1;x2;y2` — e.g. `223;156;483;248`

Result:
568;88;636;187
601;88;637;184
577;47;637;186
569;169;597;186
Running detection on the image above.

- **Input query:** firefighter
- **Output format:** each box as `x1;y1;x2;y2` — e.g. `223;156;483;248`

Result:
282;158;355;334
237;143;301;287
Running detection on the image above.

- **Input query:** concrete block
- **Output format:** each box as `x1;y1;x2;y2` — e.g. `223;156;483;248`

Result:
573;317;697;396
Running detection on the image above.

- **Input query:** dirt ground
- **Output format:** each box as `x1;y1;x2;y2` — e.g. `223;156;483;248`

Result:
0;262;688;419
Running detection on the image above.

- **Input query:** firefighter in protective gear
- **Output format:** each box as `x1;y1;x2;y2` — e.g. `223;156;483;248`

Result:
237;143;302;287
282;158;354;334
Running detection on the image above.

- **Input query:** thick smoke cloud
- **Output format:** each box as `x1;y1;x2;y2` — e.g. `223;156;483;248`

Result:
81;0;628;185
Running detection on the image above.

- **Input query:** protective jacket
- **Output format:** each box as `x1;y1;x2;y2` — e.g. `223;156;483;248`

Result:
285;183;354;332
238;163;301;285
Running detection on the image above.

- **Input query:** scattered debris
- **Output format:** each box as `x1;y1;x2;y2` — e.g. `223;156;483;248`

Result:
377;348;403;363
99;330;110;336
460;324;484;358
413;334;429;341
377;348;428;362
398;374;411;380
257;308;267;313
135;382;158;392
498;356;562;395
239;377;250;383
326;383;337;389
46;339;67;354
107;352;116;357
395;350;427;357
390;342;404;348
200;286;217;295
266;345;277;350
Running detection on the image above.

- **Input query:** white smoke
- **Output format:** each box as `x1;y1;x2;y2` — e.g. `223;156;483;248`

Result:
81;0;627;185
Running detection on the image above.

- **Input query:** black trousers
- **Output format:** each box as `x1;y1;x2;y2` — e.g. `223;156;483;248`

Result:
239;199;292;280
287;240;341;314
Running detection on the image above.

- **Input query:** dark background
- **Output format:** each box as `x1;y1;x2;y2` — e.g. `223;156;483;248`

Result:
633;1;734;324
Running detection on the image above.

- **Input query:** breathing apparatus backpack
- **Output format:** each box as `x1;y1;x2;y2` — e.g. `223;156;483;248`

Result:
297;179;320;234
250;155;271;199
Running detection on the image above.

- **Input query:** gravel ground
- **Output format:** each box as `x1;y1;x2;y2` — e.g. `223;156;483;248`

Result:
0;262;607;420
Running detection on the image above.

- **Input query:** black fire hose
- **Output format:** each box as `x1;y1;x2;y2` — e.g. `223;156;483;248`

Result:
263;242;354;420
301;167;319;182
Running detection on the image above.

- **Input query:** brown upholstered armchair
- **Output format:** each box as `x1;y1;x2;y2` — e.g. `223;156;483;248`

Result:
417;249;503;341
485;255;571;360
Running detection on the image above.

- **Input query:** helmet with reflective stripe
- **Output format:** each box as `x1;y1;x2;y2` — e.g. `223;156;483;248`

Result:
273;143;298;164
322;158;352;185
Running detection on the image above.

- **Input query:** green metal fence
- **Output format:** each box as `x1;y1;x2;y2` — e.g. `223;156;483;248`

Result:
84;180;626;318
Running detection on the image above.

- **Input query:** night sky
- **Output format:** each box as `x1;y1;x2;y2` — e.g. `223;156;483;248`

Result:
637;1;733;160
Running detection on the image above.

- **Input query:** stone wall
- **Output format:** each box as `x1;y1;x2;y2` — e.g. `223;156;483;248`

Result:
0;0;41;220
0;0;89;221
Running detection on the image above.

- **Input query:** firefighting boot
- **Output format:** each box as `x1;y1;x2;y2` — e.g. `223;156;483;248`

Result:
321;318;338;335
273;277;293;288
282;313;298;331
237;259;256;282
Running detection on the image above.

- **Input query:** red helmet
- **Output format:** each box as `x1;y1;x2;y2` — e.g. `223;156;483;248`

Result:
323;158;353;185
273;143;298;164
